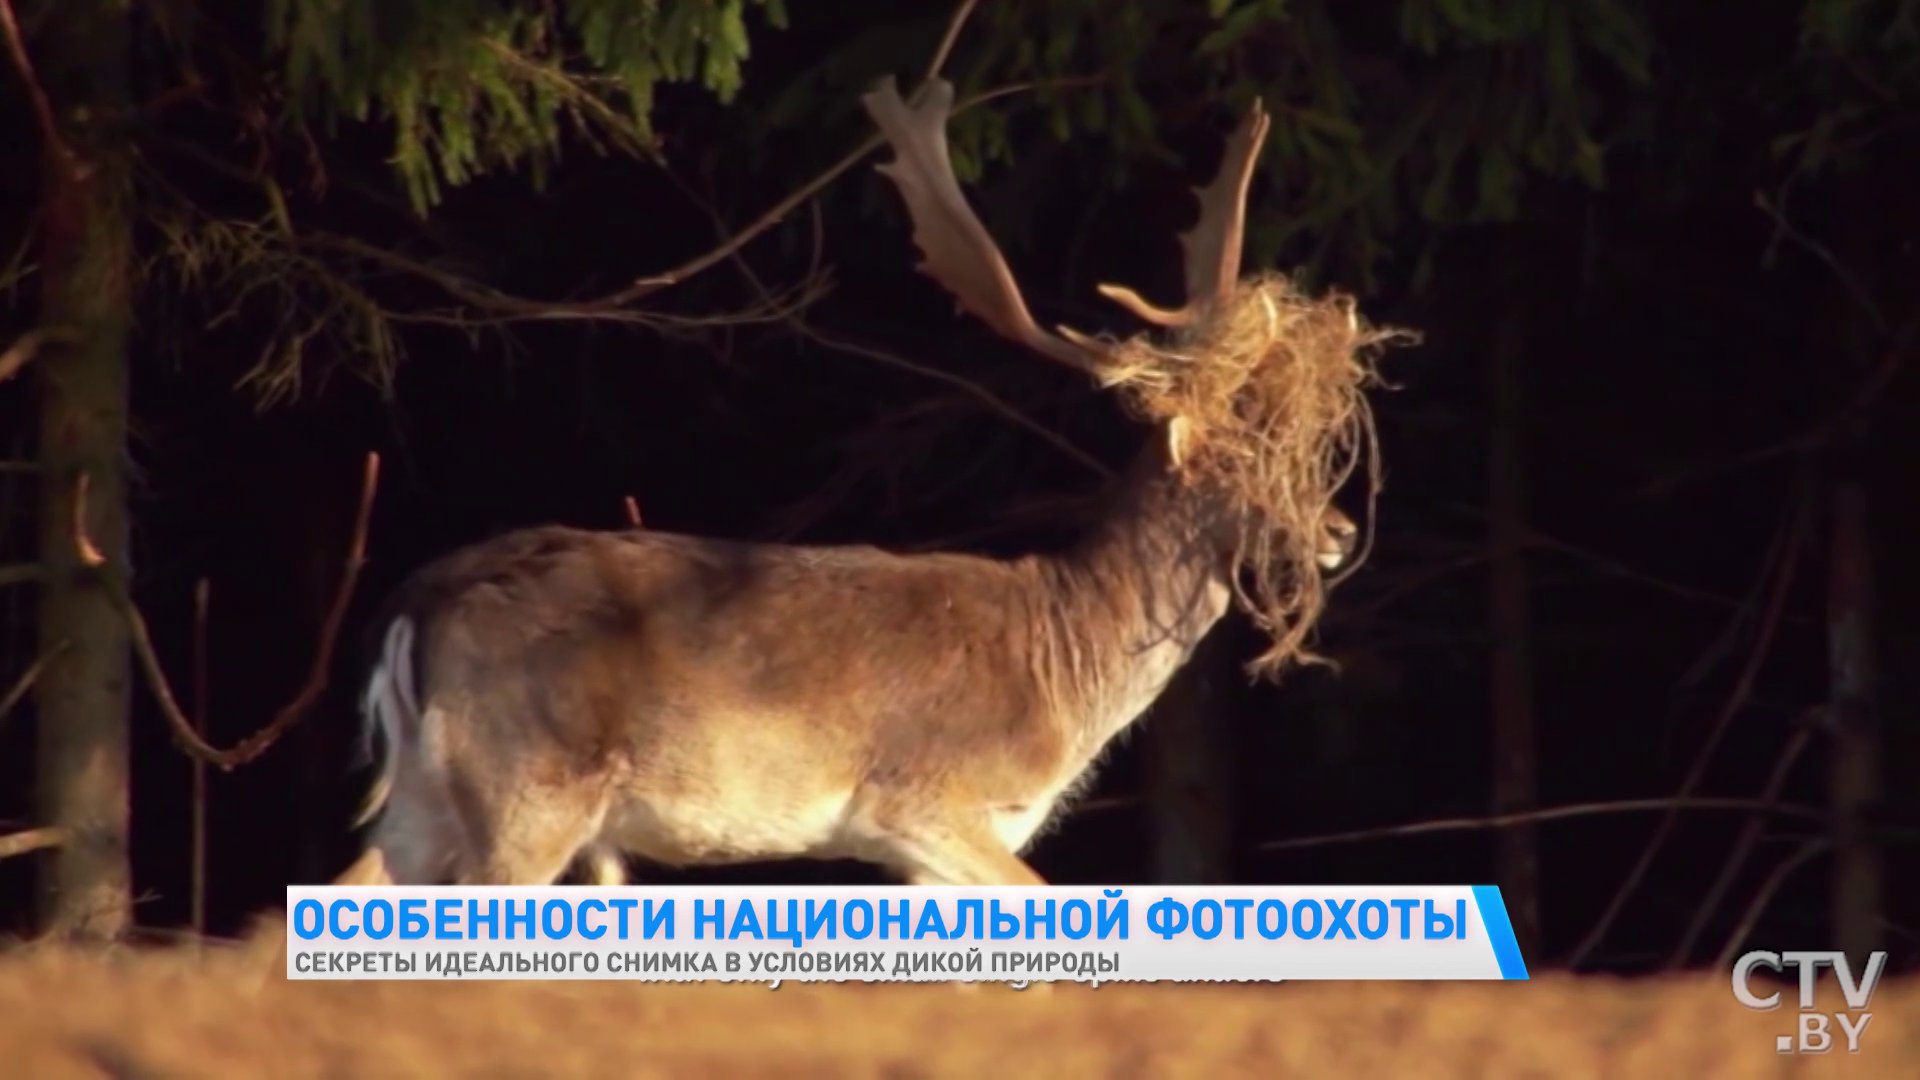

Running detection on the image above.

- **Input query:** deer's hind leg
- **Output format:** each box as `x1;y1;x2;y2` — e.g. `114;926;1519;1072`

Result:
444;765;615;886
363;757;467;885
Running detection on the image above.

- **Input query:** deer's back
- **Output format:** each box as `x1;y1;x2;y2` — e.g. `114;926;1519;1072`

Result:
378;525;1065;776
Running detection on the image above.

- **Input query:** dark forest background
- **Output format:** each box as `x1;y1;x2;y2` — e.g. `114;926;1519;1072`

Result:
0;0;1915;975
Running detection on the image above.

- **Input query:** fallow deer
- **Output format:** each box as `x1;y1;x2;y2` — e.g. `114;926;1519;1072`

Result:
340;76;1388;889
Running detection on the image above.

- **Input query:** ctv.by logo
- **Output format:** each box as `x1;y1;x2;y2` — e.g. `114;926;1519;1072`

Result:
1731;950;1888;1054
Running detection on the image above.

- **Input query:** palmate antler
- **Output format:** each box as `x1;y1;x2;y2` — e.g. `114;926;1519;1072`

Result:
859;77;1272;377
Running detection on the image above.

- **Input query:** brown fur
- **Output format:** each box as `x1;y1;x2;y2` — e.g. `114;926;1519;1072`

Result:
342;78;1391;888
354;437;1252;885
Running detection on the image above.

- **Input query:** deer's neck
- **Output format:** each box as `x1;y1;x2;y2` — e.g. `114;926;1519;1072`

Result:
1029;445;1233;761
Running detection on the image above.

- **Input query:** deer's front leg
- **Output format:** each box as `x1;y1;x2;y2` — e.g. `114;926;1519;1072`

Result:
855;807;1057;994
568;843;627;886
901;844;1045;887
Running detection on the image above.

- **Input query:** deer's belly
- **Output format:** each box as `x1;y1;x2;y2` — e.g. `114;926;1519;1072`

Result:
598;787;853;866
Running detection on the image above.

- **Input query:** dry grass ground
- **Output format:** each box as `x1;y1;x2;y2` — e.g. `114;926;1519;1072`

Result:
0;931;1912;1078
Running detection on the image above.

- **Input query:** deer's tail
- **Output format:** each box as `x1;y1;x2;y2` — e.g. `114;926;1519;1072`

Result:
351;615;418;830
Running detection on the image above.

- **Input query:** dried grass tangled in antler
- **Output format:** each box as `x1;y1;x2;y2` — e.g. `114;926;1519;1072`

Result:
1107;271;1412;678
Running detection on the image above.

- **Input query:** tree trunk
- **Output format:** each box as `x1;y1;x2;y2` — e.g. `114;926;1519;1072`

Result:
1142;629;1235;884
1821;164;1885;962
31;0;136;940
1826;478;1881;960
1488;305;1541;960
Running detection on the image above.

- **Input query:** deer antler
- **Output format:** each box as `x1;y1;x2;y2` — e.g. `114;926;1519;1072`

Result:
860;77;1120;382
862;77;1272;364
1095;99;1271;329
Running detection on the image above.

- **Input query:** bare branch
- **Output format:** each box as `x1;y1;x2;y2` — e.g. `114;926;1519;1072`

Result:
922;0;981;88
297;230;826;334
1632;344;1908;501
129;72;1101;388
1254;797;1832;855
0;0;67;167
1638;196;1913;503
0;826;66;861
0;640;65;728
1713;839;1832;970
702;183;1111;480
300;78;1098;329
1630;430;1820;500
579;4;1049;308
787;324;1106;479
1673;492;1805;691
135;143;823;403
0;563;42;587
1447;502;1759;613
0;326;78;384
1567;490;1815;968
1756;191;1888;336
75;453;382;770
1665;721;1816;969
